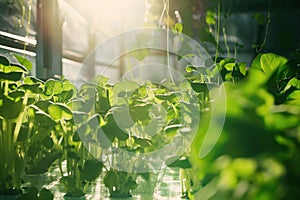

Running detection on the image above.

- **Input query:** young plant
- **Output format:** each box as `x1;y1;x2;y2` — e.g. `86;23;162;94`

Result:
38;79;104;197
15;76;62;175
83;75;198;198
0;55;31;195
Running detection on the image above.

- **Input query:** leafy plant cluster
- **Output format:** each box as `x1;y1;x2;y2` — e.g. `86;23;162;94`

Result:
0;54;105;198
0;54;198;198
76;74;197;197
1;42;299;200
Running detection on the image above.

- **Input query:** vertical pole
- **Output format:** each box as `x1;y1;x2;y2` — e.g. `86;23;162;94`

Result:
36;0;62;80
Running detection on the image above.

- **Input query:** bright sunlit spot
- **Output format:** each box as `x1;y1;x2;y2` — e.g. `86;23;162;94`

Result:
66;0;146;34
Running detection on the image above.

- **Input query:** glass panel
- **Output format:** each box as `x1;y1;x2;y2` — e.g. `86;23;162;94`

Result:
0;0;36;39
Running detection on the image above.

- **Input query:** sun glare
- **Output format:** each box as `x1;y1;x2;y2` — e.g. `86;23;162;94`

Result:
67;0;146;33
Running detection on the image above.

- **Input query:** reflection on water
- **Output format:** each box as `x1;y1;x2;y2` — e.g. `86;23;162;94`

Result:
42;166;184;199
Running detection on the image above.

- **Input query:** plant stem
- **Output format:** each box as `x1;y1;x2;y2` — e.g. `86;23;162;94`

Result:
22;0;32;53
159;0;167;27
60;119;70;175
222;26;230;57
4;80;9;96
165;0;174;84
13;92;29;143
254;0;271;53
234;43;237;59
214;0;221;64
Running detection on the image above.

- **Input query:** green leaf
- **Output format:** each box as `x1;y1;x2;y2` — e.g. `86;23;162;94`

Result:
48;103;73;121
155;92;177;102
8;90;25;100
44;79;63;96
60;83;77;100
67;151;80;161
0;71;23;81
42;136;54;149
0;63;28;73
174;23;183;33
251;54;262;69
67;100;90;113
103;170;118;190
0;55;10;66
35;100;52;113
81;159;103;182
166;157;192;169
100;128;116;143
284;78;300;92
110;106;135;128
24;76;44;84
18;187;39;199
79;83;97;100
29;105;57;127
93;75;109;86
164;124;182;137
87;114;103;128
186;65;197;73
72;131;81;142
260;53;287;74
131;48;149;61
19;83;43;94
97;128;113;148
102;114;129;141
239;62;247;75
33;153;62;174
206;10;216;25
13;54;33;70
76;124;90;138
253;13;268;26
28;145;39;158
118;91;126;97
267;113;300;130
224;62;236;71
125;176;137;190
112;81;139;105
60;176;76;189
133;136;152;147
38;188;54;200
106;114;129;140
129;103;152;123
220;58;236;69
97;91;110;115
139;172;150;181
72;111;89;124
18;125;29;141
191;82;218;93
34;111;57;127
102;124;129;141
0;95;23;119
56;90;74;103
287;90;300;100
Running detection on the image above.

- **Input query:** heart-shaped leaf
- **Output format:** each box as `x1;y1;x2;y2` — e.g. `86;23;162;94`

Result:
81;159;103;182
166;156;192;169
44;79;63;96
0;95;23;119
13;54;33;70
48;103;73;121
0;71;23;81
0;55;10;66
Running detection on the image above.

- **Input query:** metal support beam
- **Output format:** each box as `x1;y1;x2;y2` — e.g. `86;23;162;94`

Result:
36;0;62;80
